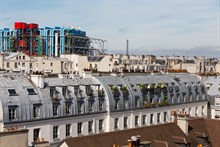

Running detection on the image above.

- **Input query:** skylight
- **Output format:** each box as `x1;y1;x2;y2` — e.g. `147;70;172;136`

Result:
27;88;37;95
8;89;18;96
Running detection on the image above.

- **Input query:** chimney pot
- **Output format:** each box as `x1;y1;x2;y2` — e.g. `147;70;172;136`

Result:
128;140;132;147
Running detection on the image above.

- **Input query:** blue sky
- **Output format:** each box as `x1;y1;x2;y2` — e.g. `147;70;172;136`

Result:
0;0;220;56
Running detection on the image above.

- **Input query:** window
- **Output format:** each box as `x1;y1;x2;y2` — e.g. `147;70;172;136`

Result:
19;56;21;60
157;113;161;123
124;117;128;128
150;114;154;124
8;89;18;96
77;122;82;135
135;116;139;127
135;98;139;108
66;124;71;137
29;63;32;68
99;119;103;131
50;87;55;98
27;88;36;95
6;62;10;68
124;99;129;109
50;63;53;66
33;128;40;142
77;101;83;114
65;103;71;115
115;99;119;110
202;106;205;115
53;104;59;116
23;56;25;60
195;107;198;116
33;105;40;118
99;100;104;111
88;101;94;112
8;107;16;121
164;112;167;122
22;62;25;67
88;121;93;133
62;87;67;98
14;62;17;68
53;126;59;139
142;115;146;125
114;118;119;130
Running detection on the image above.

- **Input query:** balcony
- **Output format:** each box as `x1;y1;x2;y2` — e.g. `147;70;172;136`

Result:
97;89;105;98
120;86;129;98
111;86;121;98
86;90;94;99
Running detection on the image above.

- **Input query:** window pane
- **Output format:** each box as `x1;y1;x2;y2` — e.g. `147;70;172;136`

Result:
53;126;59;139
27;88;36;95
66;124;71;137
8;89;17;96
33;128;40;141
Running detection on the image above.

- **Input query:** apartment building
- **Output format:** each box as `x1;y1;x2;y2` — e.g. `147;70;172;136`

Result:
204;76;220;119
0;52;72;74
0;71;208;146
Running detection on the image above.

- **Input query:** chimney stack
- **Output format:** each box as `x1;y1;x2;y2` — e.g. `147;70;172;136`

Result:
136;135;141;146
30;74;45;88
177;111;190;134
127;140;132;147
126;39;129;56
125;40;129;65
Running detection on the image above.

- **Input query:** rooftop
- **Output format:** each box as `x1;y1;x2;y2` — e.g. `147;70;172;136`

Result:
59;118;220;147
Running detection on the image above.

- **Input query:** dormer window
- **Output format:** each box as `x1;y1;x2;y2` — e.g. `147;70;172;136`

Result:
65;103;71;115
8;89;18;96
77;101;84;114
53;104;59;116
27;88;37;95
33;105;40;118
50;87;55;98
62;87;67;98
8;106;17;121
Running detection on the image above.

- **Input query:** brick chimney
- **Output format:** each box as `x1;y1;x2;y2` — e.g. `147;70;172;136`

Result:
177;111;190;134
136;135;141;146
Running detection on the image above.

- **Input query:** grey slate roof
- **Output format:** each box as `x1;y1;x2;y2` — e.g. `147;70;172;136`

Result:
0;73;207;124
204;76;220;96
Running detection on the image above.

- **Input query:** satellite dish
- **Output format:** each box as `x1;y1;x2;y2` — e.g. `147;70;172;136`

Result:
131;136;137;141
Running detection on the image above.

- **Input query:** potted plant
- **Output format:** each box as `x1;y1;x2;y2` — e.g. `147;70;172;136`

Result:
150;102;155;108
111;86;120;97
98;89;105;98
158;101;163;107
143;98;148;107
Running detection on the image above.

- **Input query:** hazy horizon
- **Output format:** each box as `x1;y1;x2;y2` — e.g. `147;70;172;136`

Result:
0;0;219;57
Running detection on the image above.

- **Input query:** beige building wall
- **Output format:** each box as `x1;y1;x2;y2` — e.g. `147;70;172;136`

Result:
0;129;28;147
3;53;36;73
1;53;72;74
215;63;220;73
90;55;114;72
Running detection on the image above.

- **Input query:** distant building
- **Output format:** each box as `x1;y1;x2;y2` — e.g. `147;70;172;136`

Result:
204;76;220;119
0;52;72;74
